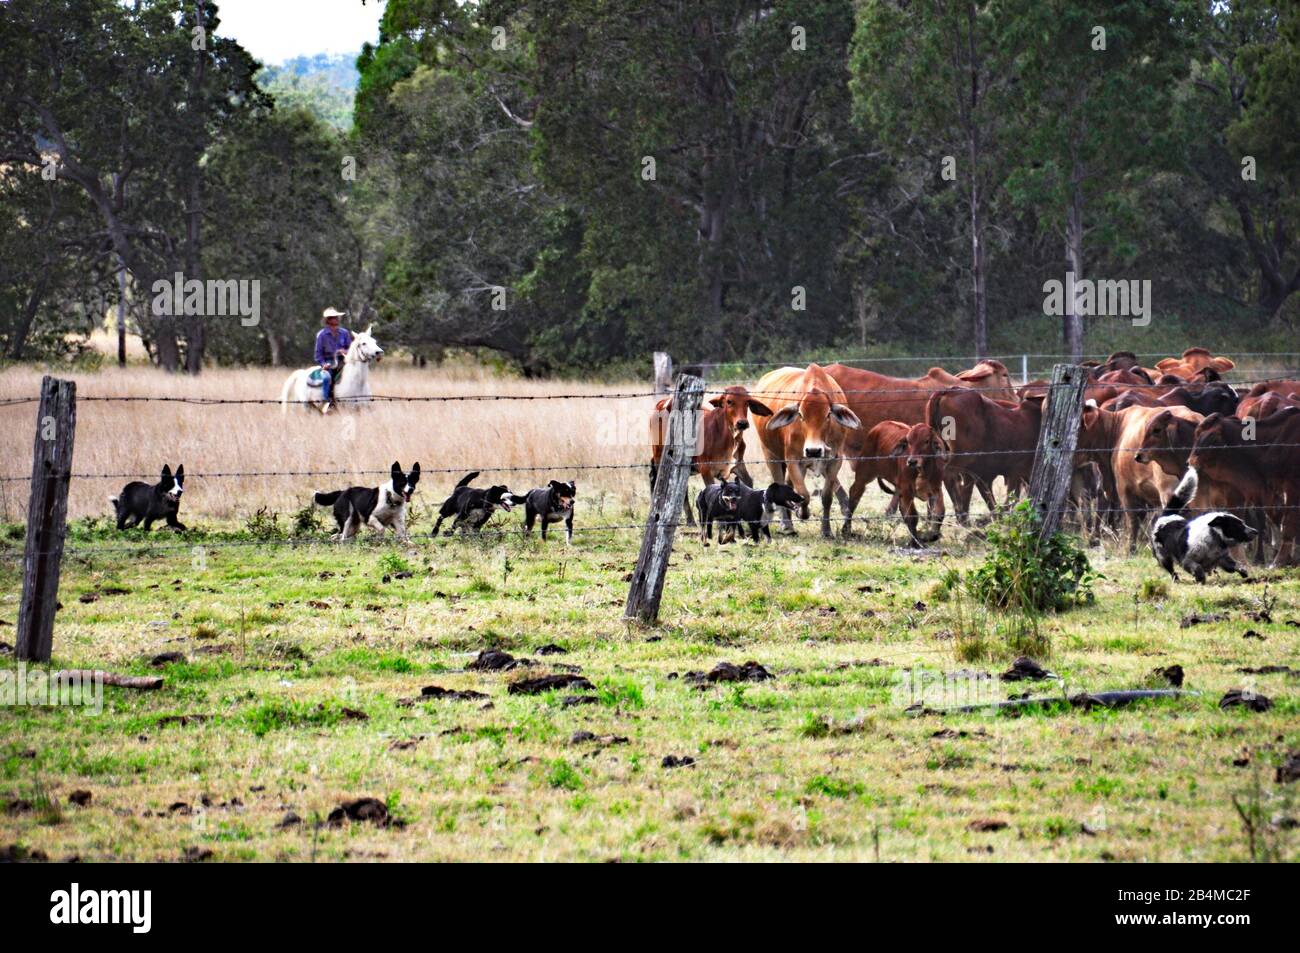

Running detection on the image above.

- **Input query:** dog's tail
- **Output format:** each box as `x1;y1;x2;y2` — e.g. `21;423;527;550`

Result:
455;471;479;489
1163;467;1198;518
314;490;343;506
108;495;121;516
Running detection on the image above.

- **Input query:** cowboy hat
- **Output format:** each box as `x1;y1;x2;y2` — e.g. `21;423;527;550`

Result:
322;307;348;319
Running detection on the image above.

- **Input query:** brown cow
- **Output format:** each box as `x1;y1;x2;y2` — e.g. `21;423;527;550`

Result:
1104;381;1239;417
751;364;862;536
822;360;1017;435
649;384;773;525
1155;347;1235;381
1240;379;1300;404
1084;403;1203;552
924;388;1044;523
1189;408;1300;566
1133;407;1266;561
840;420;948;545
1086;367;1156;406
1236;389;1300;421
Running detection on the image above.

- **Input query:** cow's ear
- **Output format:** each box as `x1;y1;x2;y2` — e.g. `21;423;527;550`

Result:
708;395;726;407
1155;358;1179;371
766;405;800;431
746;398;774;417
889;439;908;457
830;404;862;430
1212;357;1235;372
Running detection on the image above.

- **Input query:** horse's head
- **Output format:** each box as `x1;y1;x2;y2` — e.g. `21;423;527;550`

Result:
349;324;383;364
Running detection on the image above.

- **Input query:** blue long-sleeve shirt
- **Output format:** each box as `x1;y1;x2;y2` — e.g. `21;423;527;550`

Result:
314;326;352;366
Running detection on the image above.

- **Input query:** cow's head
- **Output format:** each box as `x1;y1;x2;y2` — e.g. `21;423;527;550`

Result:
708;385;773;436
1188;381;1239;417
891;422;947;480
765;385;861;458
1187;412;1239;474
956;360;1015;401
1134;410;1182;465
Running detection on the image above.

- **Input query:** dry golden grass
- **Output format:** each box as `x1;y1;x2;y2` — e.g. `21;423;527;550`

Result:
0;363;660;523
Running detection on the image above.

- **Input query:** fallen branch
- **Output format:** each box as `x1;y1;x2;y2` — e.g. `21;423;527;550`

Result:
921;689;1198;716
53;670;163;690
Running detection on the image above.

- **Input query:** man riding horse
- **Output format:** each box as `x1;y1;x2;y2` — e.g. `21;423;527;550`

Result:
314;307;351;413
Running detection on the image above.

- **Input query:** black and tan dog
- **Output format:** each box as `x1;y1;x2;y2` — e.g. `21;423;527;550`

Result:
698;480;805;544
515;480;576;544
314;461;420;541
111;464;187;531
432;471;516;536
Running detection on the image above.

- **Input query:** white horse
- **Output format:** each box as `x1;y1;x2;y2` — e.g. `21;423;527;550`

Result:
279;325;383;414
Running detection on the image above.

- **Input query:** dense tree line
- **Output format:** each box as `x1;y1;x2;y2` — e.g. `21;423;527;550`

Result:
1;0;1298;372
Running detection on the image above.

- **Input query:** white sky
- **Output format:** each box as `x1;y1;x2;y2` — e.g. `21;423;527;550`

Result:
212;0;386;66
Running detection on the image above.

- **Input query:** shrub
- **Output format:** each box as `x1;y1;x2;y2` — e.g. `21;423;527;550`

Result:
966;501;1096;612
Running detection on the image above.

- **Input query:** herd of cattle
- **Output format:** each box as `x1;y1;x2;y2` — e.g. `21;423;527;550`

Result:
649;348;1300;567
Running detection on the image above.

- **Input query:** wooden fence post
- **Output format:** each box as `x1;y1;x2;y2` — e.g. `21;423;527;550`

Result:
16;376;77;663
1027;363;1086;540
625;373;704;625
653;352;673;395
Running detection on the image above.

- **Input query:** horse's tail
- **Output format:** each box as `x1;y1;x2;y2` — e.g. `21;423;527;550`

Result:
279;371;296;416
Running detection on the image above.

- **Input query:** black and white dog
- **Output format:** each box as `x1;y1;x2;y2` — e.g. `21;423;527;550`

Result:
1151;467;1258;583
698;480;806;544
314;461;420;541
515;480;577;543
111;464;187;531
431;471;516;536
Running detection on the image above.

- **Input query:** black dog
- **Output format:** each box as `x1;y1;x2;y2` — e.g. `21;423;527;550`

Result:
515;480;577;544
697;480;806;544
431;471;516;536
696;480;746;544
314;461;420;541
111;465;187;531
1151;467;1258;582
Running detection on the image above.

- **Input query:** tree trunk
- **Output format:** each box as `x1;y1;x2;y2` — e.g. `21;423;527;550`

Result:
7;272;49;360
970;184;988;359
182;0;207;375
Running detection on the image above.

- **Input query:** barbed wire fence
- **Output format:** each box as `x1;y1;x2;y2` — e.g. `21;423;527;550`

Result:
3;354;1297;646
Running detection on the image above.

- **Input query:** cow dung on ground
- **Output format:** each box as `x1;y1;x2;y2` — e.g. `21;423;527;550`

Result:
1219;689;1273;712
508;673;594;696
327;797;393;827
683;661;774;686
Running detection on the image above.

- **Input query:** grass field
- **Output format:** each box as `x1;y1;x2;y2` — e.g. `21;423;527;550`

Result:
1;518;1296;862
0;365;1297;862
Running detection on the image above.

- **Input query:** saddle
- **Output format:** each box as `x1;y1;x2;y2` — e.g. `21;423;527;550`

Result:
307;358;345;391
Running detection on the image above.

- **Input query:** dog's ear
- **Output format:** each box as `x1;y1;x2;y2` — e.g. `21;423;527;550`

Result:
161;464;172;479
409;463;420;481
391;461;402;479
175;464;184;480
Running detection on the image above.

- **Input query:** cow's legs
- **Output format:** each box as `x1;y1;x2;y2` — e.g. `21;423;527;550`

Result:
1121;490;1147;554
819;459;844;539
841;467;868;537
945;472;973;526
